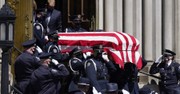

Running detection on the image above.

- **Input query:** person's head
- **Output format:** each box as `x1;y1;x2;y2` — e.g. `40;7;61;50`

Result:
47;0;55;10
22;39;36;54
71;14;82;28
47;31;59;43
106;83;118;94
163;49;176;62
39;52;52;66
70;47;84;59
92;45;104;59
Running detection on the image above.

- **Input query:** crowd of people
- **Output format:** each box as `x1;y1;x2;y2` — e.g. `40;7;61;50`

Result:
13;0;180;94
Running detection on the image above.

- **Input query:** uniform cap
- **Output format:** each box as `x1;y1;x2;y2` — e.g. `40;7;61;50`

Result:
22;39;36;48
39;52;52;59
163;49;176;56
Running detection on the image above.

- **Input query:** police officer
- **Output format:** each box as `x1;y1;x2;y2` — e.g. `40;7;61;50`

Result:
149;49;180;94
30;52;69;94
33;8;46;49
14;39;41;93
68;47;87;94
84;45;117;94
43;32;69;62
65;14;87;32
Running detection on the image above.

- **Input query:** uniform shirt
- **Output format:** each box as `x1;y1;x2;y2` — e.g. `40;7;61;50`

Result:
30;64;69;94
14;51;41;93
43;41;69;62
150;61;180;87
85;58;116;93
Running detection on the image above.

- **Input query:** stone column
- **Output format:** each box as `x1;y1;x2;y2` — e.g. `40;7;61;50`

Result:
143;0;154;60
124;0;135;35
96;0;104;30
154;0;162;58
105;0;114;31
0;0;5;8
163;0;175;50
175;0;180;62
134;0;142;54
114;0;123;32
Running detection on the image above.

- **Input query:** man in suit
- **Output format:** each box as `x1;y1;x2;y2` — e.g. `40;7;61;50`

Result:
44;0;62;33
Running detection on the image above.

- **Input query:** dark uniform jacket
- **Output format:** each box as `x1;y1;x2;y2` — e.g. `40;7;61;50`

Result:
149;61;180;94
14;51;41;93
68;57;85;93
30;64;69;94
43;41;69;62
85;58;116;93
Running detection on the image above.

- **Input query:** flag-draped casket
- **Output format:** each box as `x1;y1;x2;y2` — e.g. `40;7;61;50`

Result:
58;32;143;70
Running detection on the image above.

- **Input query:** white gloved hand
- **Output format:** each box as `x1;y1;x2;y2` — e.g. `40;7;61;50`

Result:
83;52;92;59
122;89;130;94
36;46;43;53
92;87;102;94
44;35;49;41
102;52;109;62
51;59;59;65
155;55;163;63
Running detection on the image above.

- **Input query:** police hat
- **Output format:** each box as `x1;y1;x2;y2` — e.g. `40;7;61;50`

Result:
163;49;176;56
47;31;59;40
69;47;82;56
39;52;52;59
70;15;82;23
22;39;36;48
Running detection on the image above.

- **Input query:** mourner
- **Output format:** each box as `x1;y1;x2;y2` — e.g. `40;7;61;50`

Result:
14;39;41;93
68;47;87;94
44;0;62;33
30;52;69;94
84;45;117;94
149;49;180;94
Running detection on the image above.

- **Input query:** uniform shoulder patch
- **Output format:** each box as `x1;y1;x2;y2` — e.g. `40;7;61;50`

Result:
87;62;92;67
72;59;78;64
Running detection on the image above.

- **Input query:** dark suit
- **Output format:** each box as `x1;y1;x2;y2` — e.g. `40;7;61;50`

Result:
44;9;62;33
14;51;41;93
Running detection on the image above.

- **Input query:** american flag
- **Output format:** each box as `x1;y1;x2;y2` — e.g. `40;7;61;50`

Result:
57;32;143;70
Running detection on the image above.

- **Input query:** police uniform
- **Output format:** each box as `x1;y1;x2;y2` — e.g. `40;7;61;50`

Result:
43;32;69;62
33;21;46;49
65;15;87;32
84;45;117;94
68;47;87;94
14;39;41;93
30;52;69;94
149;49;180;94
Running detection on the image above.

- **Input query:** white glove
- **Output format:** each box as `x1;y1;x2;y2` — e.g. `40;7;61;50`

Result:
92;87;102;94
44;35;49;41
122;89;130;94
51;59;59;65
102;52;109;62
155;55;163;63
83;52;92;59
36;46;43;53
